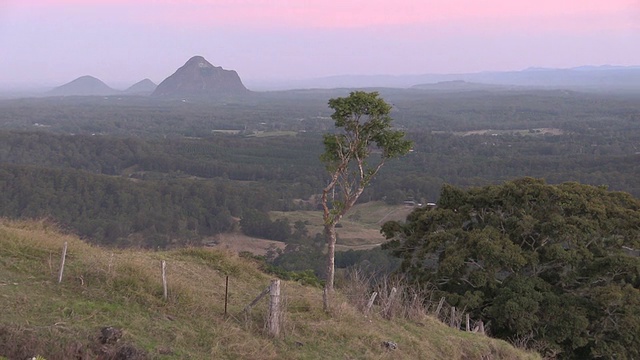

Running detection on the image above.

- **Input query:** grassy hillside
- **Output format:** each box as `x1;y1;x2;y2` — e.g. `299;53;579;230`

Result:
0;219;539;360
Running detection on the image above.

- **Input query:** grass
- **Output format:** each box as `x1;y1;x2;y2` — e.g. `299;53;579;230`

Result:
0;218;540;359
249;130;298;137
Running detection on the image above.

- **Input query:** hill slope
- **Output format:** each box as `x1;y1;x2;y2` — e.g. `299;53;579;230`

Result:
152;56;248;98
125;78;157;95
0;219;538;359
49;75;118;96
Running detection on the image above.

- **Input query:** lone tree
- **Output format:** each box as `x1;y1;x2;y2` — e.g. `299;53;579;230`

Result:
321;91;412;298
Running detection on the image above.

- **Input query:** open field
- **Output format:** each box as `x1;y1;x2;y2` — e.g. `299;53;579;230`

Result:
433;127;565;137
249;130;298;137
271;202;416;248
208;232;286;256
211;202;416;256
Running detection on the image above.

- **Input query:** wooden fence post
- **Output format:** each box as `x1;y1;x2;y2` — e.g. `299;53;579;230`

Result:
108;253;114;275
57;242;68;284
322;287;329;312
384;287;398;319
450;306;456;328
224;275;229;317
434;297;445;318
466;313;470;332
161;260;168;301
366;292;378;313
268;279;281;337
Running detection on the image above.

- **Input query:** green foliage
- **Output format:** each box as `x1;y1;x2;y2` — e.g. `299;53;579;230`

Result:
239;209;291;241
334;247;401;275
320;91;413;224
322;91;412;173
176;248;241;276
263;265;323;287
0;163;284;247
1;90;640;255
1;89;640;250
271;237;326;276
384;178;640;358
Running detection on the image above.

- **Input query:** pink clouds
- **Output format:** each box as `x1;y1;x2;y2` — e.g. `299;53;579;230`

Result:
2;0;638;85
11;0;638;30
159;0;639;30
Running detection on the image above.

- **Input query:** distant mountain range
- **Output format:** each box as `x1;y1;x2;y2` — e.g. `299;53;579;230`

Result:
3;62;640;99
246;66;640;92
48;76;157;97
46;56;248;98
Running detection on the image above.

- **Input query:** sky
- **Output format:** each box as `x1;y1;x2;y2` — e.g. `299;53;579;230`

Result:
1;0;639;88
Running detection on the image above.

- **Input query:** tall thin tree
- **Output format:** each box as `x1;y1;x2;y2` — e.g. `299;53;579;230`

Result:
320;91;412;307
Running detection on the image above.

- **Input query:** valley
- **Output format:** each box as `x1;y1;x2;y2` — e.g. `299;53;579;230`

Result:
0;81;639;359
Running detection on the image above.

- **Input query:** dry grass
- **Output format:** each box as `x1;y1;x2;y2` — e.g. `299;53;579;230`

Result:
0;218;540;360
208;232;286;256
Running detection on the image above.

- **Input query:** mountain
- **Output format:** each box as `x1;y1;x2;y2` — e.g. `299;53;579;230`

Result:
49;75;118;96
411;80;514;91
247;66;640;92
124;78;157;95
152;56;248;98
442;67;640;91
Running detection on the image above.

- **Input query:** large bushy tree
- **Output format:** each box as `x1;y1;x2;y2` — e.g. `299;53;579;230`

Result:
321;91;412;299
383;178;640;358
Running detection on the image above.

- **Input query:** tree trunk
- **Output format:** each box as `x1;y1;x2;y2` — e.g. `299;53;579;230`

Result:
324;223;337;292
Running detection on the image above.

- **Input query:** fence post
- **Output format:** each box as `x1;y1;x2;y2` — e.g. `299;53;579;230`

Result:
161;260;168;301
434;297;445;318
108;253;114;275
268;279;281;337
366;292;378;313
450;306;456;328
322;287;329;312
224;275;229;317
58;242;68;284
466;313;470;332
384;287;398;319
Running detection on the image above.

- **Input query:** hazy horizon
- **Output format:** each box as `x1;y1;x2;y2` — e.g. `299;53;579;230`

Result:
2;0;639;88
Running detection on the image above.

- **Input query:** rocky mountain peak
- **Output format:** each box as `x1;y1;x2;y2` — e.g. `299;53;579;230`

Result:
152;56;248;98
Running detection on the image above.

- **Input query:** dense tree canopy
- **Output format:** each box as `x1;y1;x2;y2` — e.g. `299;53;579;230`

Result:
1;89;639;257
383;178;640;359
0;164;280;247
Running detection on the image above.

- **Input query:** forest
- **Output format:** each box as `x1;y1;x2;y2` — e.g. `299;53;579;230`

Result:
0;89;638;244
382;178;640;358
1;88;639;358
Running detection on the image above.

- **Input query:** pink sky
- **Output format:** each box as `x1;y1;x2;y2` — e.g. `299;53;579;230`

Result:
1;0;639;87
